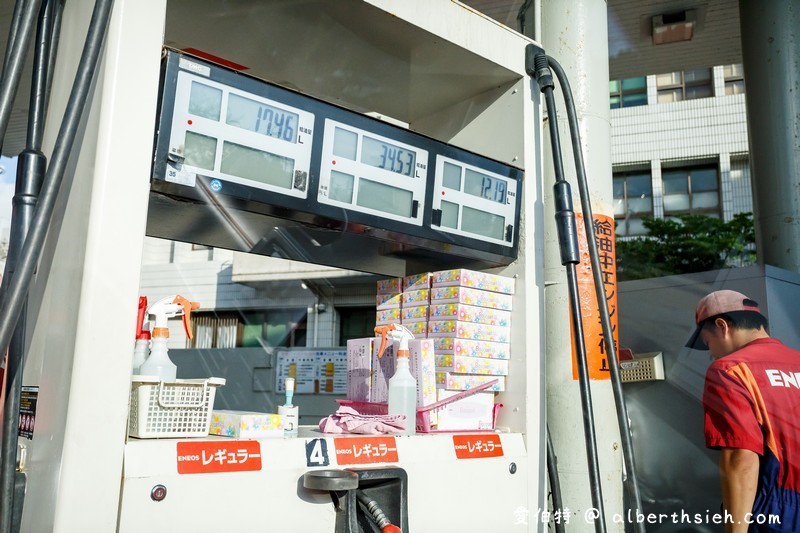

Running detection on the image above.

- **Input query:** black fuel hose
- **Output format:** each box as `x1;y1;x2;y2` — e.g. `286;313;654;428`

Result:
547;425;566;533
0;1;114;531
546;54;646;533
0;1;61;531
528;48;608;533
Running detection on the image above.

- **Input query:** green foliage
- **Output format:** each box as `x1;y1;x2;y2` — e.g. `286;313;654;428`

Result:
615;213;756;281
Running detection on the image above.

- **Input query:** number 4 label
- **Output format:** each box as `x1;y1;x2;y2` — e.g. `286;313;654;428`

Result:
306;438;330;467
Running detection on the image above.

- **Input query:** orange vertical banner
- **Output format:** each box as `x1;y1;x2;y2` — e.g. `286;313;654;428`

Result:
570;213;619;380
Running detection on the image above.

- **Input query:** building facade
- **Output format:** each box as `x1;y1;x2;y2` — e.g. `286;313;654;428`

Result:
611;64;752;237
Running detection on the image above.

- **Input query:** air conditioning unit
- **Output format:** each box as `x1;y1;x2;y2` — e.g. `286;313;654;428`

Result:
652;9;696;45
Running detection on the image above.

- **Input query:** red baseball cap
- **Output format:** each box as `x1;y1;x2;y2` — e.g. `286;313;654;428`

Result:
686;290;763;350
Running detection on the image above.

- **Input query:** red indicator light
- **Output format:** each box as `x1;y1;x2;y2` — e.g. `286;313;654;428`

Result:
332;160;336;165
441;191;446;195
187;119;193;125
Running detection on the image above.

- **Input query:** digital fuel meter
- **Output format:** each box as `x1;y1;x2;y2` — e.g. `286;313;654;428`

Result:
431;155;518;246
319;119;428;225
163;56;315;198
150;49;523;274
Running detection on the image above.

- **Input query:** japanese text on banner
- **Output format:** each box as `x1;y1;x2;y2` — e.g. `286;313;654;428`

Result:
570;213;619;380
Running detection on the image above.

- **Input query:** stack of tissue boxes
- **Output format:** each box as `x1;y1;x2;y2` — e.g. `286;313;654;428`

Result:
363;269;514;431
375;278;403;326
425;269;513;392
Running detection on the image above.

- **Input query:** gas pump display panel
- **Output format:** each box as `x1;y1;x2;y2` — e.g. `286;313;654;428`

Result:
319;119;428;226
151;49;523;273
161;56;314;198
431;155;518;247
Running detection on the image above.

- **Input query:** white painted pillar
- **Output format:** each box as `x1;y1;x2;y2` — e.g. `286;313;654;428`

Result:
536;1;624;530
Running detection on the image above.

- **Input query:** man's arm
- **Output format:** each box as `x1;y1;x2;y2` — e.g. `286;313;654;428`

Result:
719;447;759;533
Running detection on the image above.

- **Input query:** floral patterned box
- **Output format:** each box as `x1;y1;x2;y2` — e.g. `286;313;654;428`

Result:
403;272;431;292
436;372;506;392
209;410;284;439
433;337;511;360
426;320;511;343
402;289;430;307
429;286;513;310
401;306;429;323
375;308;401;325
435;354;509;375
430;268;515;295
428;303;511;327
399;320;427;336
376;278;403;294
376;292;402;310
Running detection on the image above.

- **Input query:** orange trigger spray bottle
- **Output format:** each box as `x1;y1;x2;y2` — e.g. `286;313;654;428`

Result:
375;324;416;435
139;295;199;381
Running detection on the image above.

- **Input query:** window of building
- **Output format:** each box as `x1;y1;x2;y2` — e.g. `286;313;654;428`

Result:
613;172;652;236
723;63;745;95
609;76;647;109
656;67;712;103
338;306;376;344
190;309;308;348
662;165;720;217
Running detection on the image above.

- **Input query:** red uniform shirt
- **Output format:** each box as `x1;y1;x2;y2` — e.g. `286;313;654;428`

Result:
703;337;800;530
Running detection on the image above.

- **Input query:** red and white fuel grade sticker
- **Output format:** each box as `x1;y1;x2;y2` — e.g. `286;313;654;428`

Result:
176;441;262;474
452;434;504;459
333;436;399;465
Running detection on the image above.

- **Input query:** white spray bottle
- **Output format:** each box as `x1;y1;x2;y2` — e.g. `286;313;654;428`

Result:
376;324;417;435
131;296;151;374
139;295;199;381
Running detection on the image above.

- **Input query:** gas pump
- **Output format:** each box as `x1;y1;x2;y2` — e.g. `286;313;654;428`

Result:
0;1;636;532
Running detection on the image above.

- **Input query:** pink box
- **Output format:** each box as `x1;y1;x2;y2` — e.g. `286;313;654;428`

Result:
433;337;511;360
399;320;427;336
434;390;496;431
349;338;436;414
436;372;506;392
430;286;513;310
428;303;511;327
407;339;437;420
376;293;402;310
430;268;515;295
402;289;430;307
403;273;431;291
427;320;511;343
376;308;401;325
377;278;403;294
347;337;375;402
435;354;509;375
401;306;429;323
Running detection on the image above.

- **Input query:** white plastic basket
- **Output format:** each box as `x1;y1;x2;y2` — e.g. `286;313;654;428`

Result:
128;376;226;438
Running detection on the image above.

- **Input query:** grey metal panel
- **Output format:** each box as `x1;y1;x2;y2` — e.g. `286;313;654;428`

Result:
172;347;343;425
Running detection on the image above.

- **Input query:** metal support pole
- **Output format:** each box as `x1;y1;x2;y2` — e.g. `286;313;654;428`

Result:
739;0;800;272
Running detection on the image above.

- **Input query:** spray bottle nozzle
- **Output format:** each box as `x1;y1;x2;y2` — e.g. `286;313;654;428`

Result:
148;294;200;339
136;296;150;340
374;324;414;358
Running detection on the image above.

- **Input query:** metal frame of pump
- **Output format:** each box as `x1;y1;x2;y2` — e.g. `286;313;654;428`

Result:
0;1;648;531
0;2;538;531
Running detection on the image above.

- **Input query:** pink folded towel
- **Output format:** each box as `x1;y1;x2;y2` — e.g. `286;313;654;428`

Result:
319;406;407;435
